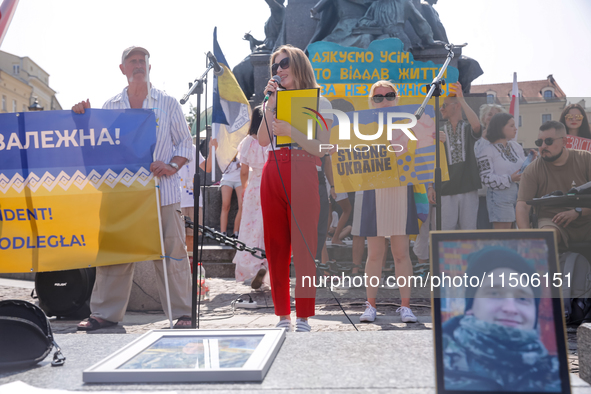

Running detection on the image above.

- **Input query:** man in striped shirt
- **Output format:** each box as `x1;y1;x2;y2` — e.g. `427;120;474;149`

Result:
72;46;194;330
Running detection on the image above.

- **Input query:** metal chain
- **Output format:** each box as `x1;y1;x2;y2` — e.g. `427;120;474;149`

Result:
182;215;266;259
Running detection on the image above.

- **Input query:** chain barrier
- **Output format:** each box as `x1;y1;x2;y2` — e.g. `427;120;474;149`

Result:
182;215;266;260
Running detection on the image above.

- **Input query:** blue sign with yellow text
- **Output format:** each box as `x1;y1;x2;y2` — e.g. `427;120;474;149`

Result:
0;109;162;273
308;38;459;98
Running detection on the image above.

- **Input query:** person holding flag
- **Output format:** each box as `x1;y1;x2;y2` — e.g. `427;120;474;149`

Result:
210;27;252;186
210;27;252;239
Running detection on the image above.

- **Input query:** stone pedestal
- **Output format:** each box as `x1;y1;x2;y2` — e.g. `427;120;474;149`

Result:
251;53;272;106
4;333;591;392
579;323;591;383
284;0;318;51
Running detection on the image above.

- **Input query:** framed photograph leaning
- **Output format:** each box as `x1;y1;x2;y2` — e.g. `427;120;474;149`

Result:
83;329;286;383
430;230;571;394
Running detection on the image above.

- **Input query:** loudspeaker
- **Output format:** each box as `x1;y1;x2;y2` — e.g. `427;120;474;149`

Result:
34;268;96;319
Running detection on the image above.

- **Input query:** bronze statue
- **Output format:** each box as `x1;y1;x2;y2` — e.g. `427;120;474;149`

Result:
234;0;286;100
354;0;444;51
405;0;483;92
307;0;373;49
246;0;286;53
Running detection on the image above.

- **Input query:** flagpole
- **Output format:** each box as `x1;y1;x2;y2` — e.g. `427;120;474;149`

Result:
510;72;519;141
146;54;174;329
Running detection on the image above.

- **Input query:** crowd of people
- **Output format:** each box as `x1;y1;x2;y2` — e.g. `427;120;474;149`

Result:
70;44;591;334
231;45;591;330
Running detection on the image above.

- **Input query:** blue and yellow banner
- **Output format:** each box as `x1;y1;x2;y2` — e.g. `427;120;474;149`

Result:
326;103;449;193
212;27;251;172
0;109;163;273
308;38;459;98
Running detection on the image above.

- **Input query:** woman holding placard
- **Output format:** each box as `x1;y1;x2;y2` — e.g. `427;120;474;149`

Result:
257;45;333;333
358;80;419;324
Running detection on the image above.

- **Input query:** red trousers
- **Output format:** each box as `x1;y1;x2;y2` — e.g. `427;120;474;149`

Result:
260;149;320;318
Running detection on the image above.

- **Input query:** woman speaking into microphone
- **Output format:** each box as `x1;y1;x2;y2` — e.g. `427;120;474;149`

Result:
257;45;333;333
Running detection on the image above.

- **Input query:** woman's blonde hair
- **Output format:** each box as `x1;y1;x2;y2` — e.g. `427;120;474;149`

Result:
479;103;507;126
270;45;319;90
368;80;399;109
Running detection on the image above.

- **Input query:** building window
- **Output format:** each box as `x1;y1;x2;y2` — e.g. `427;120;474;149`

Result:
12;100;17;112
487;94;495;104
2;96;5;111
544;90;553;99
519;116;522;127
13;64;20;75
542;114;552;123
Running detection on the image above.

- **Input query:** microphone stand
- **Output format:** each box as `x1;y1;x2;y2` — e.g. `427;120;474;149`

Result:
414;43;464;231
181;61;214;329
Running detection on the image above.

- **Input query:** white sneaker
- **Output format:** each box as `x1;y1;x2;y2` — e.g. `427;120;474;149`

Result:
397;306;418;323
359;301;377;322
295;318;312;332
275;319;293;331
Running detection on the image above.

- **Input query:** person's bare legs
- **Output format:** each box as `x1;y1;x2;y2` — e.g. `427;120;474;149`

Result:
382;238;389;269
390;235;412;308
331;199;351;245
321;243;329;266
365;237;386;308
492;222;512;230
352;236;365;274
339;225;352;241
220;185;233;233
233;185;244;234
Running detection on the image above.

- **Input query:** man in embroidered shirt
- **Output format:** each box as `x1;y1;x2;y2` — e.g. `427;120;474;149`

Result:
72;46;194;330
516;120;591;246
429;81;482;230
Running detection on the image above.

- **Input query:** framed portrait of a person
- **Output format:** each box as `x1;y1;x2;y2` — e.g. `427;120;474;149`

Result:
430;230;571;394
83;328;286;383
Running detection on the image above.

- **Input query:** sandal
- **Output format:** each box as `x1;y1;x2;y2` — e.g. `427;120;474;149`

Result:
77;317;117;332
173;315;192;329
251;267;267;290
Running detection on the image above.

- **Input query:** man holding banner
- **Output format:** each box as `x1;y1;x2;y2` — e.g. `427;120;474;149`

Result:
72;46;194;330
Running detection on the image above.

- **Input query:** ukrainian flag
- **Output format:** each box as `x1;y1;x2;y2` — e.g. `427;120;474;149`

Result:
212;27;251;173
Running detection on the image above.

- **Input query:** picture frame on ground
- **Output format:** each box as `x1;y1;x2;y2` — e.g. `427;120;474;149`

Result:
430;230;571;394
83;329;286;383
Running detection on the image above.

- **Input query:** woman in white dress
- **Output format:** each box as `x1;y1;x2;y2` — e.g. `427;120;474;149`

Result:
233;107;270;289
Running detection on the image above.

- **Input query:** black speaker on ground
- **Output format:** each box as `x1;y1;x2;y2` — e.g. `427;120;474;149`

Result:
34;268;96;319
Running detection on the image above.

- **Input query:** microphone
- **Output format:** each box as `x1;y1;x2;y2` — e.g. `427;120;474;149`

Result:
207;52;223;76
263;75;282;102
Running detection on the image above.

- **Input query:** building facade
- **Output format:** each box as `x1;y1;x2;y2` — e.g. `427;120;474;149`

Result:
471;75;567;149
0;50;61;113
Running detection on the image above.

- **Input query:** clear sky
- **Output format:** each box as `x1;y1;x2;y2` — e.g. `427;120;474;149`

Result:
2;0;590;114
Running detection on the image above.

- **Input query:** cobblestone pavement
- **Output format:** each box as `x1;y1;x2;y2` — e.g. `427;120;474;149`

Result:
0;277;580;376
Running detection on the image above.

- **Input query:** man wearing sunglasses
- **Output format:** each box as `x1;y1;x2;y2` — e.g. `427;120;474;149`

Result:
516;121;591;246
